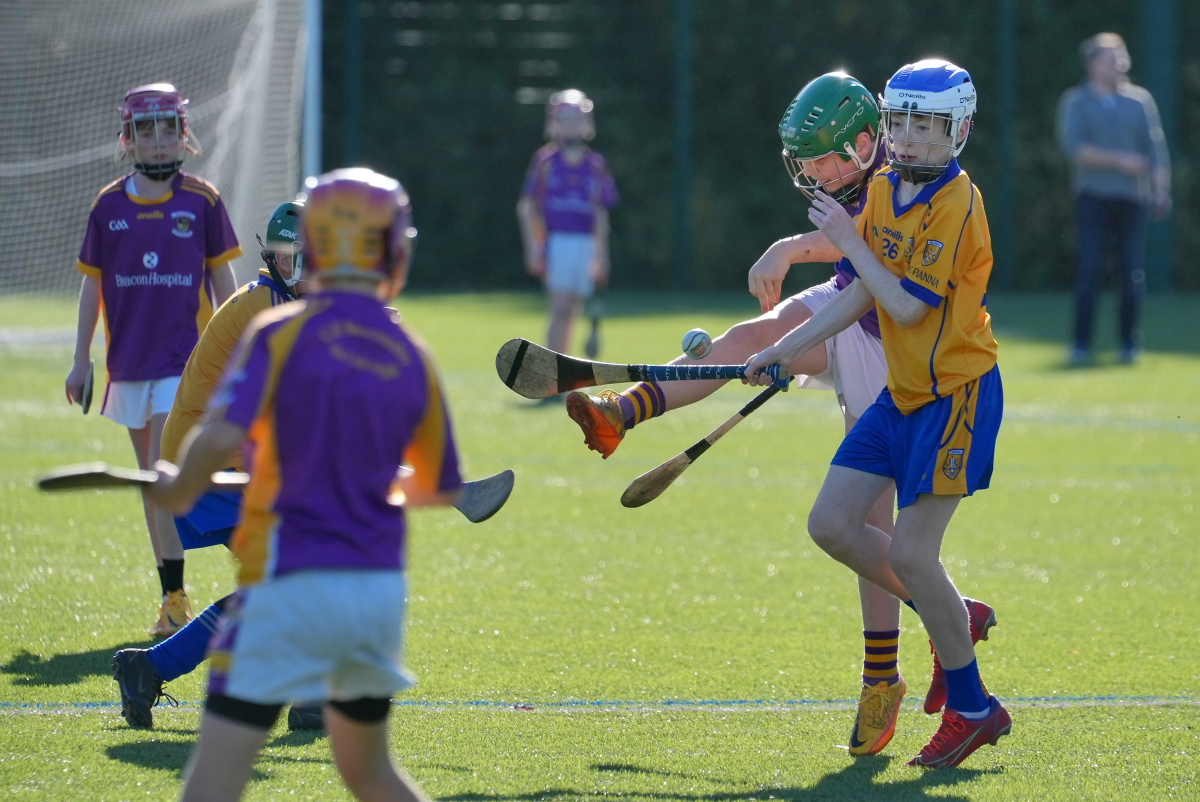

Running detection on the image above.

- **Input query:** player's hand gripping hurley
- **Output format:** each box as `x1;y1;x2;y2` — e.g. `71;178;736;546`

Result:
38;463;516;524
621;383;784;507
496;338;788;399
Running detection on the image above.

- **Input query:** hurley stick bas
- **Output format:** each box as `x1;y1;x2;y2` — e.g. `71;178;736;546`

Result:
620;383;783;508
496;338;787;399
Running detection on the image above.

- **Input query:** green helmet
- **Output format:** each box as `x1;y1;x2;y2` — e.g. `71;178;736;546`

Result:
258;199;305;288
778;73;880;203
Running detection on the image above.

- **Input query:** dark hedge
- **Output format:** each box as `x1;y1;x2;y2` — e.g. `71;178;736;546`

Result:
321;1;1197;292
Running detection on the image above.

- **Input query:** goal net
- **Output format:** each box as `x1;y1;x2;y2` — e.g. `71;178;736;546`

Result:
0;0;307;296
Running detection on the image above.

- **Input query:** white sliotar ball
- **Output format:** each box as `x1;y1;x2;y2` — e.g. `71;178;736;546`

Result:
682;328;713;360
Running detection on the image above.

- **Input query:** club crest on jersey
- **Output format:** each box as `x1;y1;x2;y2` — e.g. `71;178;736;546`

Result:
922;240;944;266
942;448;964;480
171;211;196;238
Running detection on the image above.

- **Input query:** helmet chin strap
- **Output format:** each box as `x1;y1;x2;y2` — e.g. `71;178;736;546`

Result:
257;234;299;301
840;135;879;171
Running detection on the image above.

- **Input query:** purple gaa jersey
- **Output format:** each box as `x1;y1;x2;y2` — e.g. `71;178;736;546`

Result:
831;146;888;339
521;144;619;234
77;171;242;382
214;290;463;586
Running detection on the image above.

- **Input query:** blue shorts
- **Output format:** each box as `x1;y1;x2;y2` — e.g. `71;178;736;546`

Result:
175;489;242;550
832;365;1003;508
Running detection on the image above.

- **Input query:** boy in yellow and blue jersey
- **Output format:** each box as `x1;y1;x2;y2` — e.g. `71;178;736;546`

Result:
745;59;1011;768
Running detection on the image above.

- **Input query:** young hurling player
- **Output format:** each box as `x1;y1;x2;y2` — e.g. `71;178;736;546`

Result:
112;201;324;731
150;168;464;802
66;84;242;638
744;59;1012;768
518;89;619;357
569;73;996;755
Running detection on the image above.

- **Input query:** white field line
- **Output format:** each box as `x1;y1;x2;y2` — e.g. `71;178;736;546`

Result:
1;695;1195;716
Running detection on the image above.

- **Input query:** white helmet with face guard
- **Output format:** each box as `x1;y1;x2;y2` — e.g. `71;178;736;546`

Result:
880;60;976;184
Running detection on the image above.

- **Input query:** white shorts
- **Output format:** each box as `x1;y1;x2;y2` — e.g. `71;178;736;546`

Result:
101;376;181;429
788;279;888;419
210;570;416;705
545;232;596;297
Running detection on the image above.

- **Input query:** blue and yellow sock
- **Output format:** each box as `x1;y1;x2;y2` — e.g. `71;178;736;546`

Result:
616;382;667;430
146;594;230;682
944;658;990;716
863;629;900;686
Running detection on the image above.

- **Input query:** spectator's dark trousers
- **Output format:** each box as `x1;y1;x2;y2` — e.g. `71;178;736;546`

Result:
1073;192;1147;352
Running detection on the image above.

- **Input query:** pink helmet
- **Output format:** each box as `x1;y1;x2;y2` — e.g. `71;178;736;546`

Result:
119;83;197;179
302;168;416;281
544;88;595;141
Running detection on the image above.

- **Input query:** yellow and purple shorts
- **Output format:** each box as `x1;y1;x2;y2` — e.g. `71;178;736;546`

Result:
832;365;1003;508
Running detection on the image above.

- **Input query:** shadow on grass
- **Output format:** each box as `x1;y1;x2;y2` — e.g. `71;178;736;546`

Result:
106;740;196;776
439;756;990;801
1;643;152;686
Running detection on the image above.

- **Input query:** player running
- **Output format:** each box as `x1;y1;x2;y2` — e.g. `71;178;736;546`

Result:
744;59;1012;768
149;168;463;802
112;201;325;731
568;73;996;755
66;83;242;638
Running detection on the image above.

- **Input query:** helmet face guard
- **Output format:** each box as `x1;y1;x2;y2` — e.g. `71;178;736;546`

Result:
879;60;976;185
881;108;968;184
258;200;307;294
781;140;879;204
119;83;198;181
778;72;880;204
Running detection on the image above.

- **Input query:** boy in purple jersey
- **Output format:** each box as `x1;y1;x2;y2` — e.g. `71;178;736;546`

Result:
65;83;242;638
518;89;619;356
151;168;463;802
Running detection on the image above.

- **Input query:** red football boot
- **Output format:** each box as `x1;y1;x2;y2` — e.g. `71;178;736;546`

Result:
907;696;1012;769
924;598;997;714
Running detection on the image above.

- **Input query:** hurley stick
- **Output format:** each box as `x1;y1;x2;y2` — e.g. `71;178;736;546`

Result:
620;384;783;508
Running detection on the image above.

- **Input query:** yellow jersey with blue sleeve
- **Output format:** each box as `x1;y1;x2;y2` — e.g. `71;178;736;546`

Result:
849;159;998;414
160;271;293;466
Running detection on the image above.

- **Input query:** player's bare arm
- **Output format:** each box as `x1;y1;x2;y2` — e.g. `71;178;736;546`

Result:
150;418;245;514
743;279;874;385
592;206;611;289
516;196;546;277
747;230;842;312
209;263;238;307
66;275;101;404
808;191;929;328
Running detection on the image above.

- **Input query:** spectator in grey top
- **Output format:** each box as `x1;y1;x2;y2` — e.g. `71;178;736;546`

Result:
1057;32;1171;365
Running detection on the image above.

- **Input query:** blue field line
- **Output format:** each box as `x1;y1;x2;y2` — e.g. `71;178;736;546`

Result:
2;694;1196;713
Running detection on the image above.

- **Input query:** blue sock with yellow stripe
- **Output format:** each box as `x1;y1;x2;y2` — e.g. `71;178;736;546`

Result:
863;629;901;686
146;595;230;682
